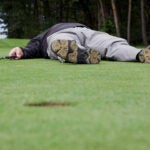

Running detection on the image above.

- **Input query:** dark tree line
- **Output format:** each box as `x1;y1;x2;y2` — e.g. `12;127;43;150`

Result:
0;0;149;45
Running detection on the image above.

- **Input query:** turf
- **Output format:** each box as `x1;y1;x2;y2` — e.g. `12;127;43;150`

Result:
0;39;150;150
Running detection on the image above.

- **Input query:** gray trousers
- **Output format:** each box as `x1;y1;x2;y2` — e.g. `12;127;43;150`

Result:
47;27;141;61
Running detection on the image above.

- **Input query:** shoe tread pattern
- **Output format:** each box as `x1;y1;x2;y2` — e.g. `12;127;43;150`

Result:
51;40;101;64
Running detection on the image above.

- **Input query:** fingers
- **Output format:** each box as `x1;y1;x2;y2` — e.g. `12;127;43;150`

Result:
9;47;24;60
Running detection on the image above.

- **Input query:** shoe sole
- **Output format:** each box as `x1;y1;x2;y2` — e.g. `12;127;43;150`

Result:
51;40;101;64
139;49;150;63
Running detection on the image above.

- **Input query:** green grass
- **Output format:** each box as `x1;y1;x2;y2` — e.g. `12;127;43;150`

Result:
0;39;150;150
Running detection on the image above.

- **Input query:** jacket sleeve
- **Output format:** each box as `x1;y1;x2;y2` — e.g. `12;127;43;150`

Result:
21;30;49;58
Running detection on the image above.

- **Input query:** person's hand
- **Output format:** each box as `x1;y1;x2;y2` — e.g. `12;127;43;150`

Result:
8;47;24;60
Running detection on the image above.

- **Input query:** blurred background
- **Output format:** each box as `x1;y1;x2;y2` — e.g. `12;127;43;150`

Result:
0;0;149;45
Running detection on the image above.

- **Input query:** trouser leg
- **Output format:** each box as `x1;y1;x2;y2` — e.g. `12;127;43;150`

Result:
83;28;141;61
105;41;141;61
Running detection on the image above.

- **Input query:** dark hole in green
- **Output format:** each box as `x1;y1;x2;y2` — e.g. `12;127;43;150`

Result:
25;102;70;107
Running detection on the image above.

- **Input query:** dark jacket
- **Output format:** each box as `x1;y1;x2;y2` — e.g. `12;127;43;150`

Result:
22;23;87;58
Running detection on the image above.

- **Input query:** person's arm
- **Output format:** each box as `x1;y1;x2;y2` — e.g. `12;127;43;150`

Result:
20;36;43;58
9;38;43;59
9;29;49;59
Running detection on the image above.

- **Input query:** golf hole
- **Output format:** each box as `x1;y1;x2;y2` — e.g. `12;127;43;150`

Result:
25;102;70;107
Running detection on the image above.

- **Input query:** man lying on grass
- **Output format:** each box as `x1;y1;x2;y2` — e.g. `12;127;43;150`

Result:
8;22;150;64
